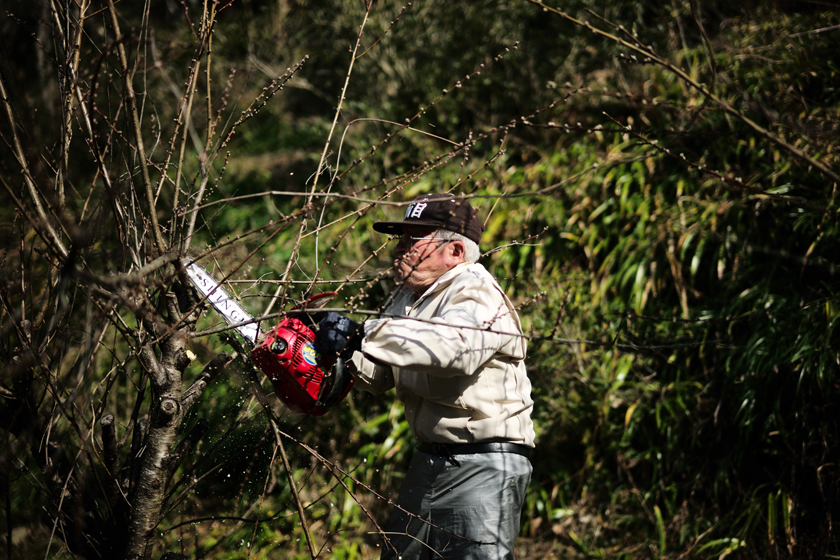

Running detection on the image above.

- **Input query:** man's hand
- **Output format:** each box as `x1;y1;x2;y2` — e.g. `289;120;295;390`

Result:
315;312;359;411
317;312;361;359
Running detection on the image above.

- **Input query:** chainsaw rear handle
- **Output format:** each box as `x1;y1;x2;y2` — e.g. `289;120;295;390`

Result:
317;356;354;410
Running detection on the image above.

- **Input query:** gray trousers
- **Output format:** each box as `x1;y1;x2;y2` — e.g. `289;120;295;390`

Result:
380;450;532;560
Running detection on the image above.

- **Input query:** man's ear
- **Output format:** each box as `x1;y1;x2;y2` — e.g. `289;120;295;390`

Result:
446;240;466;264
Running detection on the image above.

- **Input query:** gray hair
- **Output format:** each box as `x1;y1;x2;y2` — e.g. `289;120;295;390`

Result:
434;229;480;263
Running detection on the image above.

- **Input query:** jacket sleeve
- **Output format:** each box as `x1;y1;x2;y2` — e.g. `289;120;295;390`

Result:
361;280;522;378
348;350;395;395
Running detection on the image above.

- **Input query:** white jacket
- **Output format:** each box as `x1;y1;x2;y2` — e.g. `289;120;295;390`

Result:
351;262;535;447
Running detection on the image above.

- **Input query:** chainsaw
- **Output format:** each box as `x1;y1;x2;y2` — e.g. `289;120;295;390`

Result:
184;259;354;416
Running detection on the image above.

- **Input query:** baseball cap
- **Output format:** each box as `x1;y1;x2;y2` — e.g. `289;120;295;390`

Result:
373;194;484;244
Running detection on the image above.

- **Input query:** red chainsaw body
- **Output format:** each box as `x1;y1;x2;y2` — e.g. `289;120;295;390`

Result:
250;316;352;416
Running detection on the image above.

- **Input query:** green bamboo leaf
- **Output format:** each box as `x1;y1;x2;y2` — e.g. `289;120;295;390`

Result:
654;505;666;556
690;237;707;278
698;538;746;554
589;198;615;221
767;492;777;545
764;184;792;195
679;231;696;261
624;402;638;431
633;261;646;313
568;530;590;554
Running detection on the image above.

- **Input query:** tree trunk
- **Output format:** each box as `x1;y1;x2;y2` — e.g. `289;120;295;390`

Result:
123;307;193;559
122;392;182;560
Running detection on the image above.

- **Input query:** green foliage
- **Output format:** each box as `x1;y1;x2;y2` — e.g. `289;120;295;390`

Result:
2;0;839;558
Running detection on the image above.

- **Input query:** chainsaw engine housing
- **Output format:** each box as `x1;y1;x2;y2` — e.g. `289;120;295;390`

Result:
250;316;352;416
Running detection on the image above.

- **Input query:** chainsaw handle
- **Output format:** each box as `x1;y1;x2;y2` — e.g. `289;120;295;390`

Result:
317;356;355;411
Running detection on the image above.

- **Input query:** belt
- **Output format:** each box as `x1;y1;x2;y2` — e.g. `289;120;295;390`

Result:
417;441;531;459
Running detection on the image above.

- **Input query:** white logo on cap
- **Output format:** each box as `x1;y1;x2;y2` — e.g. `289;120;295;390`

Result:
406;202;427;219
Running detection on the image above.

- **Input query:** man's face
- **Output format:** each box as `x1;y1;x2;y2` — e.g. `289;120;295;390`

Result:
394;226;459;295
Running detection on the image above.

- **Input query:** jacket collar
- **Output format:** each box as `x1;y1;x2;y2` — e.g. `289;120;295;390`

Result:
414;262;473;303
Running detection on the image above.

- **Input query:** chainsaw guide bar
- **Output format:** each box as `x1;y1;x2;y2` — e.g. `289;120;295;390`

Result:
183;259;260;345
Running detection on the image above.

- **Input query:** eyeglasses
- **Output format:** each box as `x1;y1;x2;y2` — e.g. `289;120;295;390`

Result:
396;234;451;247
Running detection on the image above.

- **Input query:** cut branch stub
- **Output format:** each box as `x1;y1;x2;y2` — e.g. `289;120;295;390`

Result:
159;397;180;421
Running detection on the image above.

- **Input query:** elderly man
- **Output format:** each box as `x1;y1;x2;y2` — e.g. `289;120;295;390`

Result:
318;194;535;560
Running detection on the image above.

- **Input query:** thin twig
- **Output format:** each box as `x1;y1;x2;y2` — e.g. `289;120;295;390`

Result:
0;71;69;259
106;0;168;254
